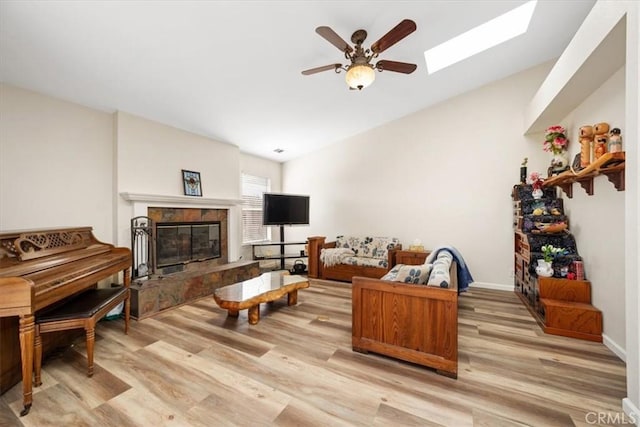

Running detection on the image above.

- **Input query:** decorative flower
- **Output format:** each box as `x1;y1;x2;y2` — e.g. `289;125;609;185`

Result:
541;244;568;263
543;125;569;154
528;171;544;190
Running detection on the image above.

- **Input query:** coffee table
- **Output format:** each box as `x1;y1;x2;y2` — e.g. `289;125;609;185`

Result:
213;271;309;325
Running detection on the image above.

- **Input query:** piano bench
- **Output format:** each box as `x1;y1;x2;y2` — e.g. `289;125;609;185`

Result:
34;286;130;387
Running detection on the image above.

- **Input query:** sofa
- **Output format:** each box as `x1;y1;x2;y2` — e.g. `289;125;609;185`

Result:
307;235;401;282
351;252;459;378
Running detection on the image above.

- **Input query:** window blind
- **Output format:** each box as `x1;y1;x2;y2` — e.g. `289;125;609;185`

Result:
241;173;270;244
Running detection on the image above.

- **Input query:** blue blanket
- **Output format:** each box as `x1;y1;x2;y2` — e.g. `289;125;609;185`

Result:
426;246;474;292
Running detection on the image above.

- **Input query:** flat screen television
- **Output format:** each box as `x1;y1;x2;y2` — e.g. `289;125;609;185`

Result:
262;193;310;225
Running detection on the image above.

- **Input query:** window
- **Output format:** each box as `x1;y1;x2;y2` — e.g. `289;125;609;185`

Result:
424;0;537;74
241;173;270;244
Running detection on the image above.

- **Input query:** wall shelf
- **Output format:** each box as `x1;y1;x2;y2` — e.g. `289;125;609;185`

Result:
542;152;625;198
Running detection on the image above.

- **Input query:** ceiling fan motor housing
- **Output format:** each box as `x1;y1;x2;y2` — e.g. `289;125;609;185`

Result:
351;29;367;45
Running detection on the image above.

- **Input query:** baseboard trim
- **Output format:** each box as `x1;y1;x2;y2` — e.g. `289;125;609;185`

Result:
603;334;627;362
470;282;514;292
622;398;639;425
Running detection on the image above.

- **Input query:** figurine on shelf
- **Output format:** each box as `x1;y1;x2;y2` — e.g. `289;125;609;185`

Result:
593;122;609;160
609;128;622;153
579;125;594;168
520;157;528;184
594;134;608;160
594;122;610;135
528;171;544;199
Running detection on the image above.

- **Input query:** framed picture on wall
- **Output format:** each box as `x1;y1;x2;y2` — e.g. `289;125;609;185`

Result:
182;170;202;197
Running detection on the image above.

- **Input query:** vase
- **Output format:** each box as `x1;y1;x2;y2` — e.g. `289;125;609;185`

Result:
550;151;569;172
532;188;543;199
536;259;553;277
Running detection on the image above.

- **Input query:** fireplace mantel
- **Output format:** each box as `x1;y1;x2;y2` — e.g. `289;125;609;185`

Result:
119;192;241;263
120;192;241;206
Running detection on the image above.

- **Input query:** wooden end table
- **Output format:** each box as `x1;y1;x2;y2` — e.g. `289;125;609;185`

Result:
213;271;309;325
395;249;431;266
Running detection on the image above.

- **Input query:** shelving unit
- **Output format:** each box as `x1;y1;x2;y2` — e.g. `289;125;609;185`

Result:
251;241;307;271
543;151;625;198
511;184;602;342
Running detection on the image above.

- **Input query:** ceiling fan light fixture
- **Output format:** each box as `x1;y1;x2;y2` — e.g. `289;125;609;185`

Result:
345;64;375;90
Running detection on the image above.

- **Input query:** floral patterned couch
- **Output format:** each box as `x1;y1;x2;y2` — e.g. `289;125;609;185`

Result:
307;235;402;282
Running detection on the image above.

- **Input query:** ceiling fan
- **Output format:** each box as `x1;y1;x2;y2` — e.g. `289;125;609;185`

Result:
302;19;417;90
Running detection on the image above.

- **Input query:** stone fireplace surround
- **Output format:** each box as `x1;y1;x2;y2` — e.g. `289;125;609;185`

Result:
148;206;228;272
120;193;259;319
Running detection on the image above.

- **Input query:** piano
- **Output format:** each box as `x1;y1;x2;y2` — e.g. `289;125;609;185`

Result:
0;227;131;416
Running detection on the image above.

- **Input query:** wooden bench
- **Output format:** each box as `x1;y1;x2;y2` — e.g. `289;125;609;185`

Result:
34;286;130;386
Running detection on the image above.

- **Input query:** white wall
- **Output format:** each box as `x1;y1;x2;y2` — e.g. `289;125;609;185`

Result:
115;111;240;200
114;111;244;259
559;67;626;352
0;84;114;242
284;62;554;288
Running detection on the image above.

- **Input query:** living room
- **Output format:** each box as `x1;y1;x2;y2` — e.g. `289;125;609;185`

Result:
0;0;638;425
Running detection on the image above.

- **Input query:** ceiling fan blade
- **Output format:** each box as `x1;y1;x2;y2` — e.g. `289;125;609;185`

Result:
375;60;417;74
316;26;353;53
301;64;342;75
371;19;417;54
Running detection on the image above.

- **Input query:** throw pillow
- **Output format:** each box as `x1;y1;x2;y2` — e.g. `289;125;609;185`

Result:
427;251;453;288
395;264;432;284
381;264;401;281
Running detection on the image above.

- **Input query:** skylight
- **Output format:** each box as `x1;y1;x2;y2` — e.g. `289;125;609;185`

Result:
424;0;537;74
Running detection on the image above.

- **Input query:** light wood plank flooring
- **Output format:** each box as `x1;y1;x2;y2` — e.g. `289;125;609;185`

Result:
0;280;627;426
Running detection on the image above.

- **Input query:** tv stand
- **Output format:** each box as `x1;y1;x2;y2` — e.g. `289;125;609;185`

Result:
251;227;306;270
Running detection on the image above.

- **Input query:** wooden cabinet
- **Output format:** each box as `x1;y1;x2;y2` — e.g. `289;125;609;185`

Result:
394;250;430;266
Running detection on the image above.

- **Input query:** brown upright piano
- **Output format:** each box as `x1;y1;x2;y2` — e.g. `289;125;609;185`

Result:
0;227;131;416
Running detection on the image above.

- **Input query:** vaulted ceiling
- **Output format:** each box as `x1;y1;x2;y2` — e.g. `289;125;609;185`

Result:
0;1;596;161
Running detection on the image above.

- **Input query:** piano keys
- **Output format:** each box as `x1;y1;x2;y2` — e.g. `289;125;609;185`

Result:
0;227;131;416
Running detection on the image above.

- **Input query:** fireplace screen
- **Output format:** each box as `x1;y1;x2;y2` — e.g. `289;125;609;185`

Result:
156;222;221;268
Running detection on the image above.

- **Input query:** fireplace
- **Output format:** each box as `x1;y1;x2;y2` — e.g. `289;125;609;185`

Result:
126;203;260;320
156;222;221;268
147;207;229;274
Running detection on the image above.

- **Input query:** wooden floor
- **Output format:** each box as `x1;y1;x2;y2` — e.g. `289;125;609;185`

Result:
0;280;627;426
